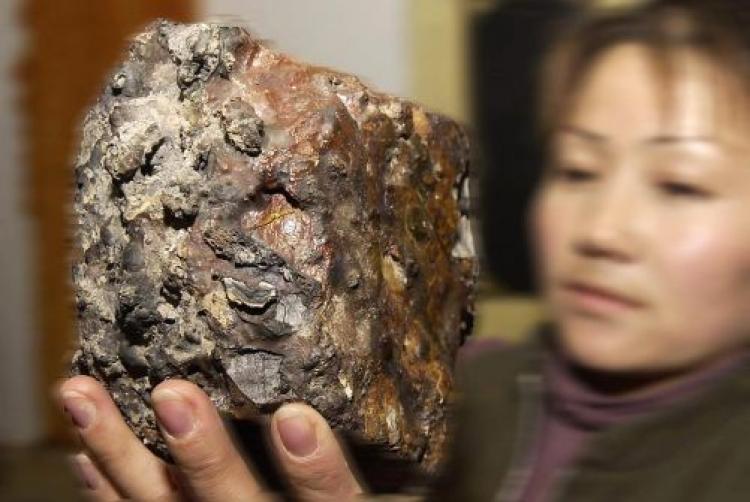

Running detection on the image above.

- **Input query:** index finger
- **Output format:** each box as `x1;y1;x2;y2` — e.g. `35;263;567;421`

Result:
151;379;273;501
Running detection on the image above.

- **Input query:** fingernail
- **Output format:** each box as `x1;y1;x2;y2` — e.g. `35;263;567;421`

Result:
62;392;95;430
276;407;318;458
71;453;99;490
152;388;195;439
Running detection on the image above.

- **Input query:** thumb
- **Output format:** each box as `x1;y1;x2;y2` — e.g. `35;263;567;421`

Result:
270;403;364;502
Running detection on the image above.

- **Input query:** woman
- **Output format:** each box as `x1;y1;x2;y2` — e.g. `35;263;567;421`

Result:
58;1;750;500
437;2;750;500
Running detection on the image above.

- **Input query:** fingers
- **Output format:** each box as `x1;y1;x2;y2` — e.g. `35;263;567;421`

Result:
58;376;175;500
270;403;363;502
69;452;120;502
60;376;359;502
151;379;269;501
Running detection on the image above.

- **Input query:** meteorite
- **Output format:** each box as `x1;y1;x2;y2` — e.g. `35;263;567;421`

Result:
70;19;477;475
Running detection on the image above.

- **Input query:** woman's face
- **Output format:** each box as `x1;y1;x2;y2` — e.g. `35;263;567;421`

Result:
531;44;750;373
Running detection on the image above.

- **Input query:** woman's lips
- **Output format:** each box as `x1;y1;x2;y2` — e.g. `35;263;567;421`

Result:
561;280;645;315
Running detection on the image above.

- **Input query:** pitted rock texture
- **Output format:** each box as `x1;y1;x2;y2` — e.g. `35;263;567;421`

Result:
71;19;477;474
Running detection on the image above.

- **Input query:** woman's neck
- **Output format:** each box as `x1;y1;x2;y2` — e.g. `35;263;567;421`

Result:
560;347;750;398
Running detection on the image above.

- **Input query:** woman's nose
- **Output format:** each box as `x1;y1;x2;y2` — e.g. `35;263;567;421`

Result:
573;179;637;263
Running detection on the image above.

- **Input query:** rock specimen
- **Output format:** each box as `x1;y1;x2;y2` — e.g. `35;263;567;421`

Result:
71;19;476;475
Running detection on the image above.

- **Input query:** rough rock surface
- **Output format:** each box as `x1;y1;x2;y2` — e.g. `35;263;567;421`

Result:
71;19;477;475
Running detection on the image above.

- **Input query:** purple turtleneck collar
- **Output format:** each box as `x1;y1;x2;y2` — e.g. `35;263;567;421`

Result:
544;342;750;430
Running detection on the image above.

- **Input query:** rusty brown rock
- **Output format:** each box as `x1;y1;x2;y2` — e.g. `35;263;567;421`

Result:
70;19;477;478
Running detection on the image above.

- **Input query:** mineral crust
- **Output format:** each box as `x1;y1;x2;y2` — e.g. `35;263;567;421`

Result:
71;19;476;475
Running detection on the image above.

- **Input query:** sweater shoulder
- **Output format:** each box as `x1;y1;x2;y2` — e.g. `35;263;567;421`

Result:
455;336;543;396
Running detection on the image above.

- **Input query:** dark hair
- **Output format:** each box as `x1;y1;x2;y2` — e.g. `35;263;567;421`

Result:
538;0;750;137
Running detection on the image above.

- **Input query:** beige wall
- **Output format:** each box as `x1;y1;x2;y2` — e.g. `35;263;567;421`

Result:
408;0;470;122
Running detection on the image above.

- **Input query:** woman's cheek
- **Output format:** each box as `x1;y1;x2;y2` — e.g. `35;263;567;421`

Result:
529;190;556;284
532;191;568;283
659;219;750;342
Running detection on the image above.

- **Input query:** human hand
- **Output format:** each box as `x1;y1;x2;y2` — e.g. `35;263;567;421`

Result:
57;375;364;501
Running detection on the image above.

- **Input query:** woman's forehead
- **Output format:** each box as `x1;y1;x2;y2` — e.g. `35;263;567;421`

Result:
563;43;750;150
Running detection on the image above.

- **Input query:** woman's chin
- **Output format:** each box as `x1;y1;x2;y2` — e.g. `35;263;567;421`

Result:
556;322;663;373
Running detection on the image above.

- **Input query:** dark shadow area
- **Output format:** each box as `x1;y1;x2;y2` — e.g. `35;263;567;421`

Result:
471;0;579;292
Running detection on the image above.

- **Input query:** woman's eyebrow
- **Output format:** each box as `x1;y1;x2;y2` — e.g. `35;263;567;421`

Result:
558;127;724;150
644;135;717;145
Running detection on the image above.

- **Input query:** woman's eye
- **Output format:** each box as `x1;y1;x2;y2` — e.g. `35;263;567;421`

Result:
552;166;596;182
659;181;710;198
